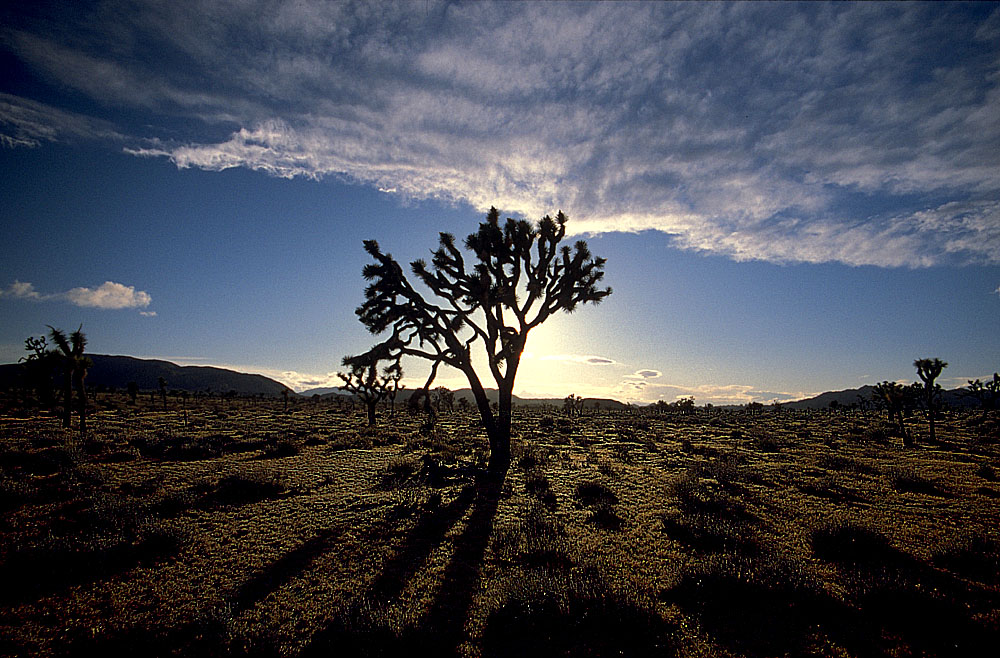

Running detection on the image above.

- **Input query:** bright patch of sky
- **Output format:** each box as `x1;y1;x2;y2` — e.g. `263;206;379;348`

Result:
1;1;998;404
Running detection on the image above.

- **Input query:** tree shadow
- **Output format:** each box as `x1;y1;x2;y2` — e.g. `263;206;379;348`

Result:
304;469;504;658
231;527;342;615
0;530;180;605
812;522;1000;657
661;556;873;658
367;484;477;604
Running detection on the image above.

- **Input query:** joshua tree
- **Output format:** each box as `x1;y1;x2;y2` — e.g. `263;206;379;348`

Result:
872;381;912;445
914;358;947;443
338;349;402;427
19;334;55;407
158;376;168;411
127;381;139;406
434;386;455;413
353;207;610;474
563;394;584;417
966;373;1000;411
282;387;290;412
47;325;92;434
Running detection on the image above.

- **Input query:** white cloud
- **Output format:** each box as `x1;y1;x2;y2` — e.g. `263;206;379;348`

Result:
139;311;158;317
0;280;152;311
64;281;151;309
5;2;1000;267
0;280;43;300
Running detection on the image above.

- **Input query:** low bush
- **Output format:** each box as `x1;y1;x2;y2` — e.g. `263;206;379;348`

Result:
931;533;1000;584
891;468;950;497
811;521;901;565
574;480;618;507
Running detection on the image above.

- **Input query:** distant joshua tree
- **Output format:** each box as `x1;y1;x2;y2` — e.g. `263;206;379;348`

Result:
352;207;610;473
914;358;947;443
127;381;139;406
563;394;584;417
19;334;55;407
338;349;402;427
47;325;92;434
872;381;912;446
965;373;1000;412
434;386;455;413
158;376;168;411
282;387;290;413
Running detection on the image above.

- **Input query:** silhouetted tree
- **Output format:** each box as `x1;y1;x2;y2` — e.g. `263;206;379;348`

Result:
338;349;402;427
158;376;168;410
47;325;91;434
434;386;455;413
914;358;947;443
19;334;55;407
353;207;611;473
563;394;584;417
127;381;139;406
282;387;290;413
872;381;912;445
966;373;1000;411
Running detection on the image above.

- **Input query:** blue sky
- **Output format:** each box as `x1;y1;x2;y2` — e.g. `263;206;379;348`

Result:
1;1;998;405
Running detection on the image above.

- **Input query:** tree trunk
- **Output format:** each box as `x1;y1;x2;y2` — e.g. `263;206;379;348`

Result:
898;411;912;446
61;371;72;428
366;401;377;427
74;372;87;435
462;367;509;474
490;385;512;472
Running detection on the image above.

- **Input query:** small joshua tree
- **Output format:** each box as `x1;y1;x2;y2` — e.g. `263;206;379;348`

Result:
966;373;1000;412
353;207;610;473
872;381;912;446
563;394;585;417
47;325;92;434
914;358;947;443
19;334;55;407
158;376;168;411
338;349;402;427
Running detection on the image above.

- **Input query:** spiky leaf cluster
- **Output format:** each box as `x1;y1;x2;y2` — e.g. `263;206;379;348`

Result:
355;207;611;385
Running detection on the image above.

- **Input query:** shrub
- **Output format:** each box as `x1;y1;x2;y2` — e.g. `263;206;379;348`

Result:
379;455;420;489
574;480;618;507
262;438;300;459
811;521;900;565
975;463;998;481
891;468;950;497
931;533;1000;584
202;471;288;507
588;500;624;531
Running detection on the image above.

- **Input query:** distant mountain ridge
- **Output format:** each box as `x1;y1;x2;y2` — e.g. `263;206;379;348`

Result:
300;385;630;411
0;354;291;397
783;384;978;409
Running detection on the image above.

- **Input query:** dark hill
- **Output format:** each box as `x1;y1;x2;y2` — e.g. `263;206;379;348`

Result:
0;354;291;397
784;384;977;409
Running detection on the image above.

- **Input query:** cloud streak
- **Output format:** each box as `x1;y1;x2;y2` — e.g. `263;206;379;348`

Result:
0;280;152;310
3;2;999;266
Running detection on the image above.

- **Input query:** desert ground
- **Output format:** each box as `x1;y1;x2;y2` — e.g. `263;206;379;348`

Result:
1;396;998;657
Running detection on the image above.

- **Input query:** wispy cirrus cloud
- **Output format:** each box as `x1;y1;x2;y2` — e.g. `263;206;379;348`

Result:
3;2;999;267
0;280;153;311
537;354;618;366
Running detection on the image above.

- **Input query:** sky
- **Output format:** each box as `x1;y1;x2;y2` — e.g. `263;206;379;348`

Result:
1;1;998;406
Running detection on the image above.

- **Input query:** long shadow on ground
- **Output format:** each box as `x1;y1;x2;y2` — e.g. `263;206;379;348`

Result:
303;469;503;658
232;527;343;615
